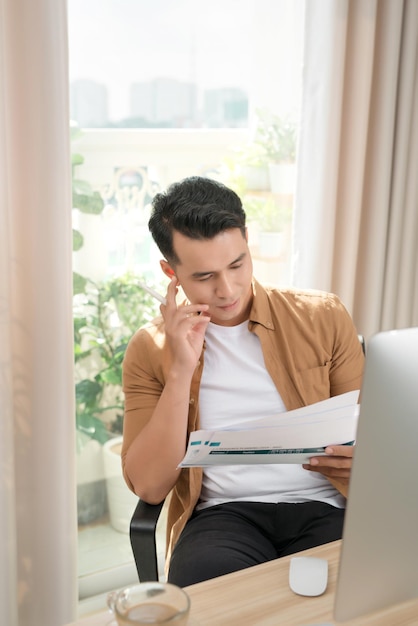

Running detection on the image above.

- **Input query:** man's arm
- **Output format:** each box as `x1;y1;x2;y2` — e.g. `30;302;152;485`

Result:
303;298;364;497
122;277;210;503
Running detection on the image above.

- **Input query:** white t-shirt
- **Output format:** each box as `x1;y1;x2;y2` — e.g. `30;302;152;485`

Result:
197;321;344;510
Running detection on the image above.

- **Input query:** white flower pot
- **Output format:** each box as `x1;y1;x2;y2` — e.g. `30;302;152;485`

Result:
241;165;270;191
77;434;107;525
258;231;284;258
103;436;139;533
268;162;296;194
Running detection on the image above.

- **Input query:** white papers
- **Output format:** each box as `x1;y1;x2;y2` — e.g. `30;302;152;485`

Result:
179;391;360;467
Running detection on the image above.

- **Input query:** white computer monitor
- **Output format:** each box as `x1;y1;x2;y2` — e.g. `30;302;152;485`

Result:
334;327;418;622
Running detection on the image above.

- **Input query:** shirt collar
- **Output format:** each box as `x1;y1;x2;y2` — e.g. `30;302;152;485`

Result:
248;278;275;331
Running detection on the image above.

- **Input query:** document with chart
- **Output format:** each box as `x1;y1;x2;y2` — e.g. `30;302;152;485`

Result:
179;391;360;467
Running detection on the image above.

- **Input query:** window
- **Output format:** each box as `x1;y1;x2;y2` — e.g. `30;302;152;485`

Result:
68;0;304;613
69;0;256;129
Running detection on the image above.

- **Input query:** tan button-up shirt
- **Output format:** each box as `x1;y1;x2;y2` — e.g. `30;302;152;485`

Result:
122;279;364;564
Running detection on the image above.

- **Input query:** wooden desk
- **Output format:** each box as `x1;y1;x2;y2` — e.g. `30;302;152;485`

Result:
66;540;418;626
185;540;418;625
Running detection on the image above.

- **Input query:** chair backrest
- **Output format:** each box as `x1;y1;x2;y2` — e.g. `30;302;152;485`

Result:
130;498;164;581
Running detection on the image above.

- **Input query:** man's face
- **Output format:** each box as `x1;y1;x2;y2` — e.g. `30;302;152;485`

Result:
167;228;253;326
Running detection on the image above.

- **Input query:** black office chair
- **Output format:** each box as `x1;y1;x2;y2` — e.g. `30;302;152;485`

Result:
130;498;165;582
130;335;366;582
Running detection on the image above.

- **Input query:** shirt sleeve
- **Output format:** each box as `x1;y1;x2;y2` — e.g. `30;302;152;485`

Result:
121;327;164;491
327;294;364;398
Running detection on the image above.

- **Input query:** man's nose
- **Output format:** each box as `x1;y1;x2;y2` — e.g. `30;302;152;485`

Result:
215;274;234;298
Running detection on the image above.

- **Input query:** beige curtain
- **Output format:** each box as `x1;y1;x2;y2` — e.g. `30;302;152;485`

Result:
293;0;418;341
0;1;77;625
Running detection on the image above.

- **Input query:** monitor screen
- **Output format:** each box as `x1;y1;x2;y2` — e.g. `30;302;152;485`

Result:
334;327;418;622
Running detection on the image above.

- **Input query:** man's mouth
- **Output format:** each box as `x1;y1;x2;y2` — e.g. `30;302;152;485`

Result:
218;299;239;311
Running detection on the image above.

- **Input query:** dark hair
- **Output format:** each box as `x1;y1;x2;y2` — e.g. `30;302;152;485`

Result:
148;176;246;265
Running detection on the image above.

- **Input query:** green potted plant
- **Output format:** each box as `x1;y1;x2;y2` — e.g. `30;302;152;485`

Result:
251;109;297;194
218;136;293;259
230;142;271;191
71;124;106;297
219;108;297;197
243;195;292;258
245;196;288;231
71;124;164;528
71;125;110;524
74;273;160;445
253;109;296;162
74;272;161;530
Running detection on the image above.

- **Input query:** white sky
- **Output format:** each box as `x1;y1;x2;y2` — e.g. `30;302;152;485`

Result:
68;0;255;120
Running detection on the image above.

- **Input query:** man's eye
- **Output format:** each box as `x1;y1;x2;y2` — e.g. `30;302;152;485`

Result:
231;264;242;270
198;275;212;281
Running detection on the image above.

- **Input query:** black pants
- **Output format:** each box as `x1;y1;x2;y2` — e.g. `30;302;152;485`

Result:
168;501;344;587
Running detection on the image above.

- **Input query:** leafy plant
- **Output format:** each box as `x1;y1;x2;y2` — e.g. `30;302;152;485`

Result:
243;195;292;232
251;108;297;164
232;141;270;169
74;273;161;449
71;125;161;448
71;123;106;295
218;153;292;233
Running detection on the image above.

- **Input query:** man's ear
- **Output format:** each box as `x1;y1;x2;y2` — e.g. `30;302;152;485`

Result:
160;259;178;281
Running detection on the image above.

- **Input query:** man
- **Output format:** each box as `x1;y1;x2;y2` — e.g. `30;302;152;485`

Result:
122;176;364;586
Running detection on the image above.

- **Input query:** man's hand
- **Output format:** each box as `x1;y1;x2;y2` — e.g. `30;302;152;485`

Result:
303;444;354;498
161;276;210;373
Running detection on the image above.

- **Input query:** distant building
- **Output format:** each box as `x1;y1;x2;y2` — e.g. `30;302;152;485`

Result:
130;78;197;127
204;88;248;127
70;79;109;127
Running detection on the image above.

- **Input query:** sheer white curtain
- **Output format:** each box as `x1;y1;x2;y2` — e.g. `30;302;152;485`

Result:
0;1;77;625
293;0;418;341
